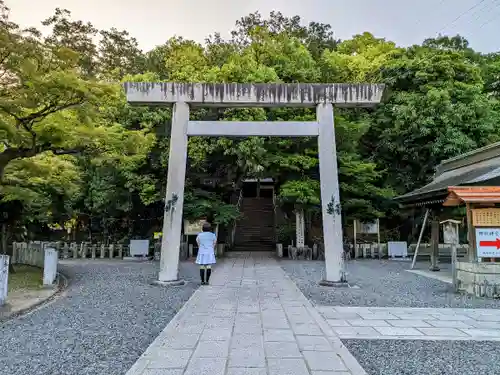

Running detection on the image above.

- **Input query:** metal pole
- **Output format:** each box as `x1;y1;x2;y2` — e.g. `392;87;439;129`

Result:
353;219;357;259
451;240;458;292
411;209;430;270
377;218;381;259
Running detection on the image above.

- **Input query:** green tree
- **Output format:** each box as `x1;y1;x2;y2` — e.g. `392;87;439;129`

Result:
0;3;118;180
366;42;500;193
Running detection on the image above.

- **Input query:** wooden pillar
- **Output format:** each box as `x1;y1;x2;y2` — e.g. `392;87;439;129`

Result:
429;218;440;271
465;203;477;262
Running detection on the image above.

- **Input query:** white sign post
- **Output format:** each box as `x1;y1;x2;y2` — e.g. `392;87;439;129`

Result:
441;219;460;292
0;255;9;306
475;228;500;258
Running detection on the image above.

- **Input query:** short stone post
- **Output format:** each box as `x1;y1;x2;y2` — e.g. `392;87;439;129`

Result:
30;244;36;265
108;244;114;259
354;244;360;259
43;248;58;286
11;242;18;264
62;243;69;259
91;244;97;259
117;244;123;259
188;244;194;258
0;255;9;306
71;243;78;259
25;243;32;264
276;243;283;258
81;243;87;259
100;243;105;259
37;247;44;266
154;242;161;261
22;242;28;263
217;243;225;257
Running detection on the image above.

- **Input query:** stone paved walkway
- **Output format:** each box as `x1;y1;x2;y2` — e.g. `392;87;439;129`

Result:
317;306;500;341
125;253;366;375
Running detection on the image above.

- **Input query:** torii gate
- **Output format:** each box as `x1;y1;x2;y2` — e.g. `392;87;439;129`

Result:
124;82;385;286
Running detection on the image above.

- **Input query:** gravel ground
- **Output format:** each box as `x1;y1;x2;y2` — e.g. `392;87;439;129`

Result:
281;259;500;308
342;339;500;375
0;260;200;375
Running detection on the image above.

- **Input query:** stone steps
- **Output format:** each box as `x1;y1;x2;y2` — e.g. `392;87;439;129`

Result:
234;197;275;251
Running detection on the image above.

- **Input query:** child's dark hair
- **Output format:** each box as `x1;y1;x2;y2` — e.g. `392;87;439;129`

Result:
202;222;212;232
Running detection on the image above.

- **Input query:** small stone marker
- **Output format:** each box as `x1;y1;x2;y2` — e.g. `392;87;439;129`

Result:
0;255;9;306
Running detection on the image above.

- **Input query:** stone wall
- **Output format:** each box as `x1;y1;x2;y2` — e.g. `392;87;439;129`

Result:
456;261;500;298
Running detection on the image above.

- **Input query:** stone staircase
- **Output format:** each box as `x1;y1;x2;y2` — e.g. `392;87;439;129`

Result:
233;197;275;251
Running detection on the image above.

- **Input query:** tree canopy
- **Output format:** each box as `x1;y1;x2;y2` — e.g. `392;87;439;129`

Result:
1;3;499;244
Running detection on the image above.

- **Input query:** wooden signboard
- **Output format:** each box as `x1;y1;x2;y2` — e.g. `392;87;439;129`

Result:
472;208;500;227
184;219;205;235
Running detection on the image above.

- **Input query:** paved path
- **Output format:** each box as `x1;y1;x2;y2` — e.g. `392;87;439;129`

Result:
317;306;500;341
126;253;366;375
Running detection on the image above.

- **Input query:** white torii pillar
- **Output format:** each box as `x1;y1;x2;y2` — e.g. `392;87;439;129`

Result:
317;103;346;285
124;82;385;286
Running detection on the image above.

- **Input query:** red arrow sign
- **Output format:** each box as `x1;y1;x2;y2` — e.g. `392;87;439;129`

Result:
479;238;500;249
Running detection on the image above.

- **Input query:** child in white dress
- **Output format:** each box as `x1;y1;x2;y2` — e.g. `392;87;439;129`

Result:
196;222;217;285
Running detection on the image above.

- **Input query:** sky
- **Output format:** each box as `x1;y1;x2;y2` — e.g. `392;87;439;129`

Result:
6;0;500;53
